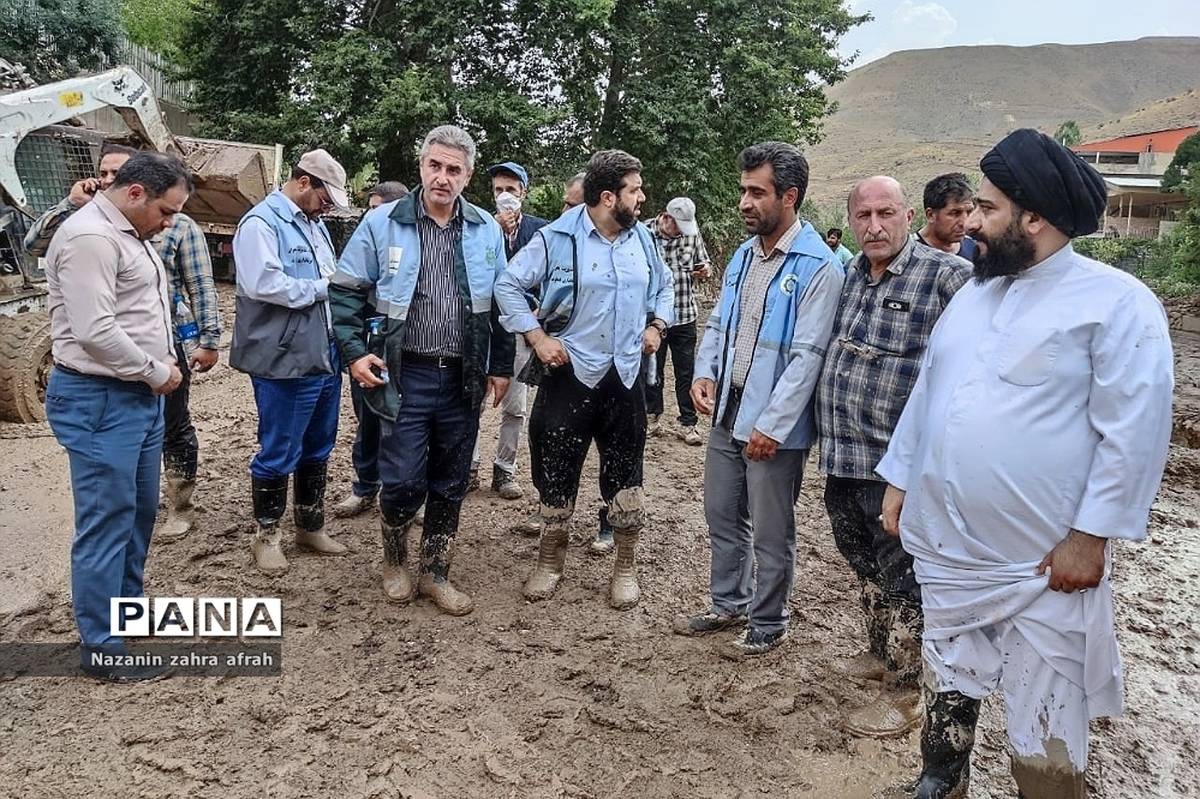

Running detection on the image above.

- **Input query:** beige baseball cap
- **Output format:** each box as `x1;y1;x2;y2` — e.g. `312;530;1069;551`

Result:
297;148;349;209
666;196;699;236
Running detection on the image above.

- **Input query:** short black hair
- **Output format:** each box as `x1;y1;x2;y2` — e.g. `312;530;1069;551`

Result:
112;152;193;196
827;227;842;239
924;173;974;211
737;142;809;209
583;150;642;206
369;181;409;202
99;142;138;161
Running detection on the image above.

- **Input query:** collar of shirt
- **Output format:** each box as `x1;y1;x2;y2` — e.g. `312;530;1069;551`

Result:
1014;242;1074;282
753;216;803;259
857;234;916;285
92;191;140;238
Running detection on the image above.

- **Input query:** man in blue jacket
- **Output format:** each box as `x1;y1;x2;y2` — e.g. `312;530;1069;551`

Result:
330;125;513;616
675;141;844;657
494;149;674;610
230;148;351;576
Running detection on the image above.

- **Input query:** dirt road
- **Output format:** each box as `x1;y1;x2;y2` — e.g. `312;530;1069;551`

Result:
1;287;1197;798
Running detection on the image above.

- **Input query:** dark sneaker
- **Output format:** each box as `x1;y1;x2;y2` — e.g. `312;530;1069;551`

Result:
722;627;788;659
672;607;747;636
491;465;523;500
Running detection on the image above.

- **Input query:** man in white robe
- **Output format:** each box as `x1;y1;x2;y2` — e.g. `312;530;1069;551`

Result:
876;128;1174;799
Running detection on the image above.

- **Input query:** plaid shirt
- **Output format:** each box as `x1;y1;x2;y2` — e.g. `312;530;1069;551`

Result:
817;236;970;480
153;213;222;349
730;217;803;387
647;218;710;326
22;197;79;258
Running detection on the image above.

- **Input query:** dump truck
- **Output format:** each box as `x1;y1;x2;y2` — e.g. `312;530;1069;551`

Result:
0;63;282;422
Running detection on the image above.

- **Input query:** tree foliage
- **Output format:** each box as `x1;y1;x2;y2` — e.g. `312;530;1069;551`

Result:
120;0;193;60
1054;120;1081;147
1162;130;1200;192
174;0;867;245
0;0;124;83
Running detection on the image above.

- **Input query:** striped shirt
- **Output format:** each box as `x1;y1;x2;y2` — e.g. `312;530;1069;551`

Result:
403;199;465;357
730;217;803;387
153;213;222;349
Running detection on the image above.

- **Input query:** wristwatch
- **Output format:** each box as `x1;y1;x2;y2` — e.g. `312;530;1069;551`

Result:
648;319;667;333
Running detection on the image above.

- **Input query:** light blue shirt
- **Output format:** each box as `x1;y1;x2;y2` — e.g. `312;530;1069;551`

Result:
496;209;659;389
233;191;336;309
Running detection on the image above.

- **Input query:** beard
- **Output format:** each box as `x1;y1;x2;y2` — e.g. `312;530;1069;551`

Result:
973;217;1037;283
614;203;639;231
744;206;780;237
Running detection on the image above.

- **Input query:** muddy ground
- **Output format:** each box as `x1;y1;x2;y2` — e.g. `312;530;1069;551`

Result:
1;286;1197;798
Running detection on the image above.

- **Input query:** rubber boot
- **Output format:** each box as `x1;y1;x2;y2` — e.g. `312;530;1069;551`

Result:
293;461;346;555
524;503;572;601
251;475;290;575
380;505;416;603
589;506;614;554
1010;742;1087;799
416;495;472;615
912;686;980;799
157;472;196;542
607;487;644;610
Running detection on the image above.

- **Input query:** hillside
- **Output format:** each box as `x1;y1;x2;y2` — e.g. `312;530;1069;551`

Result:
806;36;1200;207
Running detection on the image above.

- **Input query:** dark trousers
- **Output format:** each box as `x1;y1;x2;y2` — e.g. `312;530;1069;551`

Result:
162;342;198;479
529;365;646;509
349;380;382;498
645;321;698;426
378;362;478;524
824;475;924;683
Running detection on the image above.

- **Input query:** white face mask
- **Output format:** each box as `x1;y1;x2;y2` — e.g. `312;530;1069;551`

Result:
496;191;522;214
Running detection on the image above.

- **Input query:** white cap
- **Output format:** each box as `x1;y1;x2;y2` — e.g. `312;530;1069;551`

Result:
296;148;349;209
665;196;699;236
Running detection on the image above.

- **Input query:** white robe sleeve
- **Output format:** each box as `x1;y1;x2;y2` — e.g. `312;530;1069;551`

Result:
1071;286;1174;541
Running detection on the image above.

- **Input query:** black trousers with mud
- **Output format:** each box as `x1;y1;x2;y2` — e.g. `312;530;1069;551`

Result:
163;342;199;479
528;365;646;510
824;475;923;685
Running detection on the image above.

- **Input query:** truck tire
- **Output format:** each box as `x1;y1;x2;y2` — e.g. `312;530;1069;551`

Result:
0;312;53;423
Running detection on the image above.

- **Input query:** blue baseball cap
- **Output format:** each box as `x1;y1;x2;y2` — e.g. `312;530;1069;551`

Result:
487;161;529;187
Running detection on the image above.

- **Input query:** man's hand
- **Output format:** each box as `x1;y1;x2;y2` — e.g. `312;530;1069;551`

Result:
881;484;906;537
692;264;710;281
67;178;100;207
527;328;570;368
350;354;387;389
691;378;716;416
1037;530;1107;593
488;376;510;408
744;429;779;461
190;347;219;373
153;364;183;395
496;210;518;236
642;325;663;355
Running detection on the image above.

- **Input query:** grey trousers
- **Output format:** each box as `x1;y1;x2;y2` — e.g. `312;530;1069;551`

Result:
472;337;531;474
703;423;807;634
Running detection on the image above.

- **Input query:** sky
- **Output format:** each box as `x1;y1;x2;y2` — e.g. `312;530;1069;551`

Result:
838;0;1200;66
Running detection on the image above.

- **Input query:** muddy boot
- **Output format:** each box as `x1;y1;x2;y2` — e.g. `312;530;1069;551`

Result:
380;506;416;603
911;686;980;799
491;465;523;500
293;461;346;555
251;475;290;575
1010;745;1087;799
524;503;572;601
589;507;614;555
333;491;376;518
844;687;923;738
607;488;644;610
416;496;472;615
157;472;196;542
512;509;542;537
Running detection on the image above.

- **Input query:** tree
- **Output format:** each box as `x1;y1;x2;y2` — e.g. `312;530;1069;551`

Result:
0;0;123;83
173;0;867;238
120;0;193;60
1054;120;1081;147
1162;130;1200;192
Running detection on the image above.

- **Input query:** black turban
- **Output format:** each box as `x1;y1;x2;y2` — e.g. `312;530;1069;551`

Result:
979;128;1108;237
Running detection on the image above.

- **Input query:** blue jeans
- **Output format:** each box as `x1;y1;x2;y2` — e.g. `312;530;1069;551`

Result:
249;347;341;480
45;368;164;647
378;362;479;518
349;380;382;497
